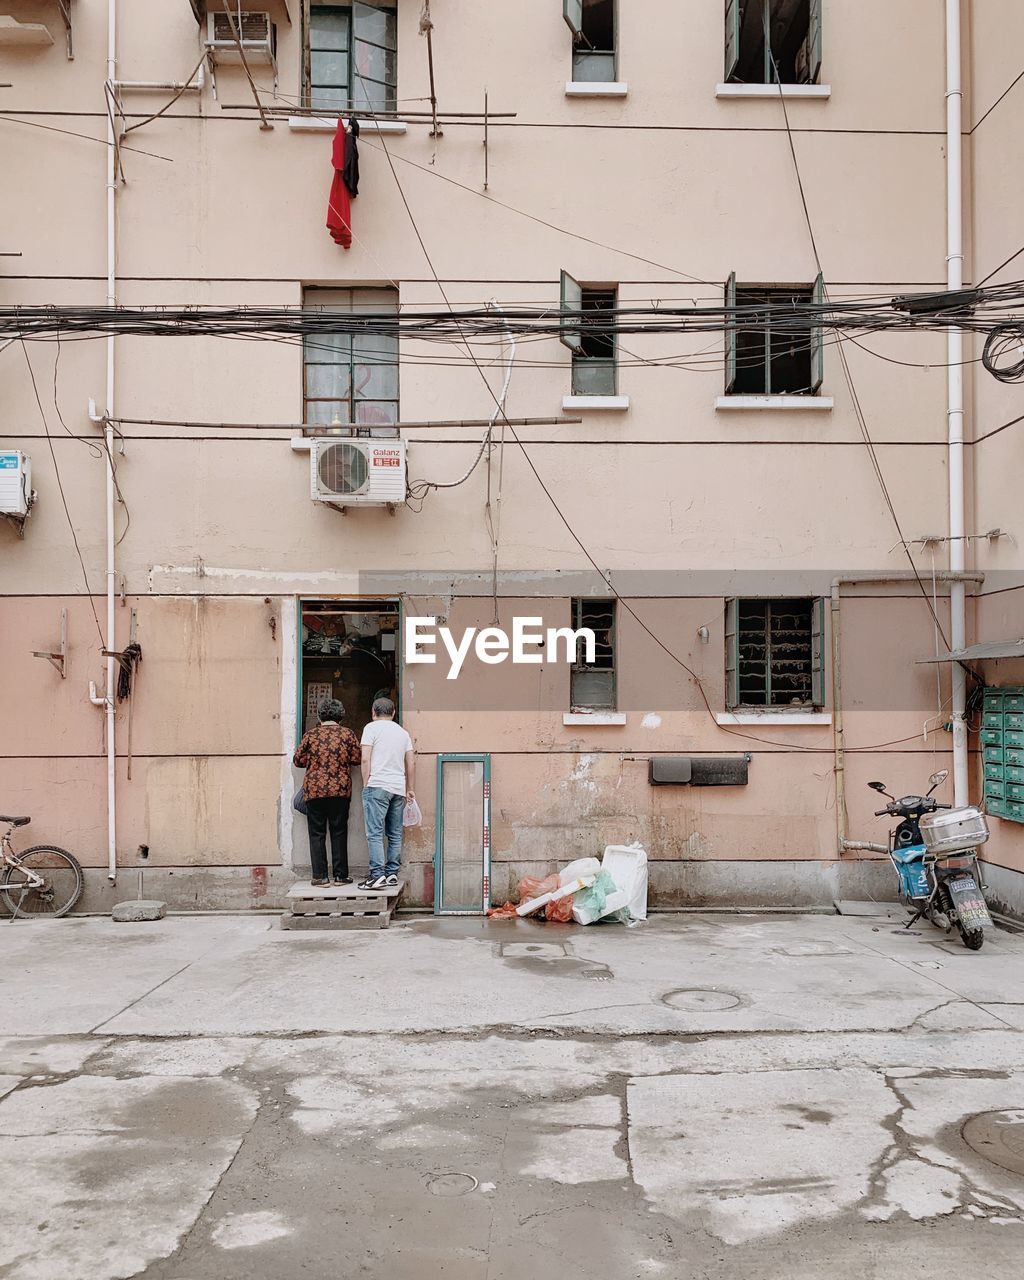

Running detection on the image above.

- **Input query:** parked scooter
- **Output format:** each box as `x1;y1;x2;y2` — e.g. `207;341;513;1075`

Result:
869;770;992;950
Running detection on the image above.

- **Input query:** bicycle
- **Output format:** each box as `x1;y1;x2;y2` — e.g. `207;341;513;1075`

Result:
1;814;84;919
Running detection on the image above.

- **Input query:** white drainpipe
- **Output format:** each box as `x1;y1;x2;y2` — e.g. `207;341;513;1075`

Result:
102;0;118;881
946;0;969;806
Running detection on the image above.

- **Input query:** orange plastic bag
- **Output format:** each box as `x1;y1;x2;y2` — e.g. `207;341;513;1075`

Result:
487;873;563;919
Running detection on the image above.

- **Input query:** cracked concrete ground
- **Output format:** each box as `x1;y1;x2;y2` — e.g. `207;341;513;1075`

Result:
2;912;1024;1278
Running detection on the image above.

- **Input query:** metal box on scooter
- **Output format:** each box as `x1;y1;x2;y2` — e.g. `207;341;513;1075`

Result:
919;806;989;855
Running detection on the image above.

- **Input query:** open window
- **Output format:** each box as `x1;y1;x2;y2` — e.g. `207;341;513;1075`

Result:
561;273;618;396
564;0;616;82
725;598;825;709
303;286;400;433
723;274;824;396
304;0;397;112
570;598;617;711
725;0;822;85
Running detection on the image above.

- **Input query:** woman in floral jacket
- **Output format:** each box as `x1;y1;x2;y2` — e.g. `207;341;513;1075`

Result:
293;698;362;886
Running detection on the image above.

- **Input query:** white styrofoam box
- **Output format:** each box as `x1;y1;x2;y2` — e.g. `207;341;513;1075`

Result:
0;451;31;516
600;842;649;920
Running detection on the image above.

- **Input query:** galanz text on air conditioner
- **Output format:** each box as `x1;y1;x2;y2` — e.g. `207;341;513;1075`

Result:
404;617;596;681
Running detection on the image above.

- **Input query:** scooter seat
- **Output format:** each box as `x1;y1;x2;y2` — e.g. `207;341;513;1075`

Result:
891;844;928;864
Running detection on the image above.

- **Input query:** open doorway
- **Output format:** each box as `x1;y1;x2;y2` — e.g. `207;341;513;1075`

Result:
294;599;401;880
298;599;400;738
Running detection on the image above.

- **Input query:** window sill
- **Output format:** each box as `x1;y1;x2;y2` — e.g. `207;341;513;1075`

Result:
565;81;628;98
562;395;630;411
715;395;834;411
287;116;408;135
563;712;627;726
716;83;831;100
716;711;832;726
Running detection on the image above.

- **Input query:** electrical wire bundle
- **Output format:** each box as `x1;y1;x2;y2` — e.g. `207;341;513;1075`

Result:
982;322;1024;382
4;280;1024;350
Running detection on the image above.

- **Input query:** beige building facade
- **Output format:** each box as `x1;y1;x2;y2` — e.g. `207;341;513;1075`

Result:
2;0;1023;914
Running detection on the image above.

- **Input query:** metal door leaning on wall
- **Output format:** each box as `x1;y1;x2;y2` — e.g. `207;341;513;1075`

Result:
434;754;491;915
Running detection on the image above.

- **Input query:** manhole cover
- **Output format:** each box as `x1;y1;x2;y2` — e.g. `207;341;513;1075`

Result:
660;988;742;1012
499;942;567;959
426;1172;479;1197
962;1111;1024;1177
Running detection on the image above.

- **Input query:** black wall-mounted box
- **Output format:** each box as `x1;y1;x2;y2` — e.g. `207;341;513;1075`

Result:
648;756;750;786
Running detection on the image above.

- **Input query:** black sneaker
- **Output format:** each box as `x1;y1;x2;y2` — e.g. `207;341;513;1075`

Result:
333;877;353;886
310;878;329;887
358;874;388;891
385;874;399;888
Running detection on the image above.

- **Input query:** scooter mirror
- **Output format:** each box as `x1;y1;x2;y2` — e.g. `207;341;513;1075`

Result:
867;781;888;793
929;770;949;788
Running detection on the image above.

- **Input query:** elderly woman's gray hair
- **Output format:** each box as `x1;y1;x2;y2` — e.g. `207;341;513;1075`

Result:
318;698;346;723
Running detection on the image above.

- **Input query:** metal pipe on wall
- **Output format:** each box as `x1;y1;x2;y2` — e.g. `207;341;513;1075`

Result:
831;571;983;857
946;0;969;807
103;0;118;881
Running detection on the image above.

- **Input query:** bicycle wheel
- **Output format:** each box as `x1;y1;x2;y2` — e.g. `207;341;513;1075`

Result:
2;846;84;918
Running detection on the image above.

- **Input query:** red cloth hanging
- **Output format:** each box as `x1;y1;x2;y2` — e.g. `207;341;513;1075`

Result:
326;120;352;249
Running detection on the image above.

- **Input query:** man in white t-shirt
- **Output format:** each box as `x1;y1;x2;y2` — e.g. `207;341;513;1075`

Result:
357;697;415;891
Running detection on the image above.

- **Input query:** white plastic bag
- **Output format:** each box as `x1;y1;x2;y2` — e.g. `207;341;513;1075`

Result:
403;796;422;827
600;842;649;921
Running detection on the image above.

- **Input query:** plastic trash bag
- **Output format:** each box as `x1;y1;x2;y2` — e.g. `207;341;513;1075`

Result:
403;796;422;827
573;870;620;922
487;873;562;920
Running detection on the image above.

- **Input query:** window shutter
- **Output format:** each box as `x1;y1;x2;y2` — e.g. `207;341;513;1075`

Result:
724;0;742;82
560;269;583;352
810;270;824;393
810;596;826;707
724;271;737;393
563;0;584;39
301;0;312;108
724;598;739;709
808;0;823;85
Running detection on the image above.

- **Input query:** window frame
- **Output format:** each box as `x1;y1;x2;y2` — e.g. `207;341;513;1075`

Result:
564;0;617;83
725;0;822;87
303;0;398;113
566;282;618;397
570;597;617;712
302;285;400;434
723;275;824;397
725;597;825;710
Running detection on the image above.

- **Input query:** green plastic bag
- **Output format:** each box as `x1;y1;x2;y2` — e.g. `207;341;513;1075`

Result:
573;869;618;920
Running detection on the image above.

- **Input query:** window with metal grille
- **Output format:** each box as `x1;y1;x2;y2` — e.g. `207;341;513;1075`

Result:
564;0;617;82
725;598;825;708
306;1;397;113
725;0;822;85
302;286;399;434
724;277;824;396
570;598;616;710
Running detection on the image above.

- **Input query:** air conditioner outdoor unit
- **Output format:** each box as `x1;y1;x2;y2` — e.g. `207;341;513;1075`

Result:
205;10;275;63
0;451;32;518
310;439;407;508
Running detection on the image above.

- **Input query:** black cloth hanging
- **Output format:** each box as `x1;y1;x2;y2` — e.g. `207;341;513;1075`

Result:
343;118;360;198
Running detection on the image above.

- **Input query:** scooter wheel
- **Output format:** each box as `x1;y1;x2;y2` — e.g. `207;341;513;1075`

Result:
958;925;984;951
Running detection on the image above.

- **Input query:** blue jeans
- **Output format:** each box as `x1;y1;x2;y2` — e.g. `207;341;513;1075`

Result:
362;787;405;877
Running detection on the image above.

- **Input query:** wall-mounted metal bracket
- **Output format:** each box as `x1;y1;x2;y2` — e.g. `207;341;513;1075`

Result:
32;608;67;678
56;0;73;59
